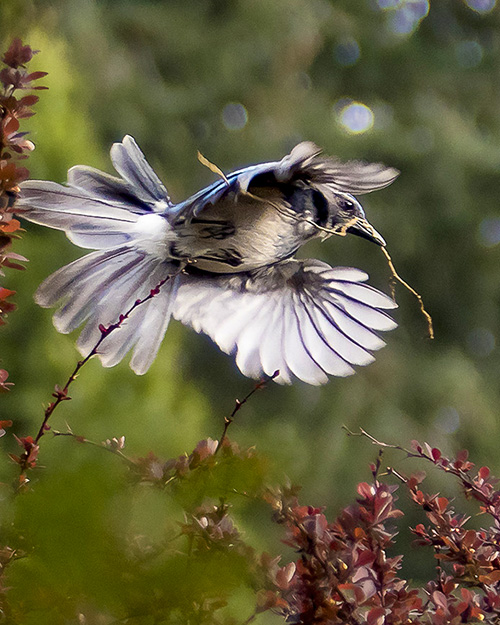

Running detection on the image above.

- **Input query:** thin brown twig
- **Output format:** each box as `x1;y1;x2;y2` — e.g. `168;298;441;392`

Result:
386;466;409;484
51;426;135;467
197;151;230;186
241;611;258;625
15;276;175;482
344;426;500;524
214;371;279;455
31;277;170;447
343;426;407;453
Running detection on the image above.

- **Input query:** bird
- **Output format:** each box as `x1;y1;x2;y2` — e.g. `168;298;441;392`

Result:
17;137;399;385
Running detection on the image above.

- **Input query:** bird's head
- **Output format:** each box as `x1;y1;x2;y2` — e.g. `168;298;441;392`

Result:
325;191;386;247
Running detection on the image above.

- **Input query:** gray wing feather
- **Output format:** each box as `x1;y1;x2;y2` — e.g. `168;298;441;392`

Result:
175;141;398;221
110;135;172;206
306;157;400;195
173;259;397;385
67;166;156;213
18;181;140;226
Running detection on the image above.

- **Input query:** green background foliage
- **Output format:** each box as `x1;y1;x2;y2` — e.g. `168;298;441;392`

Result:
1;0;500;622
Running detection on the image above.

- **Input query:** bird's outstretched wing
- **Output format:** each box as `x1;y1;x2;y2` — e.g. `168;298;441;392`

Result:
174;142;399;221
68;135;172;208
173;259;397;385
18;136;173;250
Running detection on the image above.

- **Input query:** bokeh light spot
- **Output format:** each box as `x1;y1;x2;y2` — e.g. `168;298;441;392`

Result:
221;103;248;131
377;0;429;35
338;101;374;134
434;406;460;434
478;217;500;247
335;39;361;67
392;2;429;34
466;328;496;358
455;40;483;68
464;0;496;13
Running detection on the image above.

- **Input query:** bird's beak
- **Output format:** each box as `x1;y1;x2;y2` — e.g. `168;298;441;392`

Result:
347;218;386;247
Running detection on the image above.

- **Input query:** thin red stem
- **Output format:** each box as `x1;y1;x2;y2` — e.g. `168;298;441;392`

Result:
18;277;170;475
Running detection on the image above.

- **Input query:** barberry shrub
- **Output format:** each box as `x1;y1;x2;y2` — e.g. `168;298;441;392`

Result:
0;38;46;389
4;425;500;624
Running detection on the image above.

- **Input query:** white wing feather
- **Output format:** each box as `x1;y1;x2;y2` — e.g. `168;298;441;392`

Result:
173;260;397;385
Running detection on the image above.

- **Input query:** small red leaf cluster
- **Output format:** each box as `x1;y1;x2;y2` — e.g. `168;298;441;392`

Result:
9;435;39;471
406;442;500;621
0;38;45;327
133;437;250;485
261;477;419;624
181;501;246;552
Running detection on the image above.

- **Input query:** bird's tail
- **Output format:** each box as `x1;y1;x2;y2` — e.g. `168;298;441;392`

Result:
18;136;179;374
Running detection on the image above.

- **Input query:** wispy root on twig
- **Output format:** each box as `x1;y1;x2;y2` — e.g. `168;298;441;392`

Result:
380;246;434;340
197;151;229;186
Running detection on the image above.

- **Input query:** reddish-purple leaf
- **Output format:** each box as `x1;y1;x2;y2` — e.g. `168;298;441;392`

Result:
432;590;448;610
431;447;441;461
479;466;490;480
456;449;469;463
25;70;48;82
367;606;386;625
2;39;35;68
410;439;422;453
357;482;374;499
354;549;376;568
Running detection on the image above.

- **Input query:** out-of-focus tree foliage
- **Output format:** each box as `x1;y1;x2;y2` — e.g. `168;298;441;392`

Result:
1;0;500;621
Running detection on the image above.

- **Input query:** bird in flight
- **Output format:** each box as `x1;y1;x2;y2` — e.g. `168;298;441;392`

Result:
18;137;399;384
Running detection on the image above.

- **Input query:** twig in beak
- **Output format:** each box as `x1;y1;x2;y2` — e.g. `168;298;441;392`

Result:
381;246;434;340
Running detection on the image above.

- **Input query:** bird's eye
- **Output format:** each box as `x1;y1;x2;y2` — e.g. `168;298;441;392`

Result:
341;199;354;210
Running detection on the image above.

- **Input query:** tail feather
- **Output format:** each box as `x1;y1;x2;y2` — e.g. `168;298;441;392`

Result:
75;259;178;373
52;252;149;333
18;181;140;225
91;266;179;373
18;180;145;251
19;136;180;374
38;246;178;372
19;135;174;251
35;247;129;308
95;302;151;368
65;224;139;250
129;279;179;373
76;256;161;348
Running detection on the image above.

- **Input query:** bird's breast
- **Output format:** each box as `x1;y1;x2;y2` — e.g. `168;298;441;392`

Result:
170;195;317;273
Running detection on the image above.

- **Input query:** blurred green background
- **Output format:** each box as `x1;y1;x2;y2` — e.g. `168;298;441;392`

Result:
2;0;500;622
